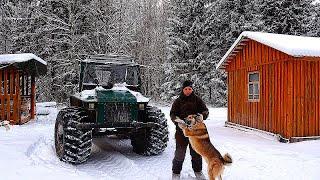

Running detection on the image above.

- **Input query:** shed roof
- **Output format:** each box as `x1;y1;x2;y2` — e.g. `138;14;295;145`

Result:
0;53;47;76
217;31;320;69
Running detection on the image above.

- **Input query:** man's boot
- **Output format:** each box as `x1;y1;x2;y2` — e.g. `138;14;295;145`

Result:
194;171;206;180
172;173;181;180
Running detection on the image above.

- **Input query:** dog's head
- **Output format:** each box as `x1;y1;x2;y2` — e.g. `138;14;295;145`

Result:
175;114;204;130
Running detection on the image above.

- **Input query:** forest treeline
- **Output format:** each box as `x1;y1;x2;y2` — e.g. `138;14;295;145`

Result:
0;0;319;107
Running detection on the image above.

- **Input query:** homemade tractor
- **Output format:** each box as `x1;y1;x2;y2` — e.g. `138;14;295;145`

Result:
54;54;169;164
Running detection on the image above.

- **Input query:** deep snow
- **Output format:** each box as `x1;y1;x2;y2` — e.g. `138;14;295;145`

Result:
0;103;320;180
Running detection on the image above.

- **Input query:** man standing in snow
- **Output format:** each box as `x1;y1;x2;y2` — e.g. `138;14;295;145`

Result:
170;80;209;180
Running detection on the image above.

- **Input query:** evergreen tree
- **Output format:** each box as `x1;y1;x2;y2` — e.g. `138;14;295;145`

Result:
161;0;207;102
306;2;320;37
0;0;12;53
258;0;313;35
200;0;259;106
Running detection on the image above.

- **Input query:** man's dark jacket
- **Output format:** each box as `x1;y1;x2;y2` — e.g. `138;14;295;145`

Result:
170;92;209;123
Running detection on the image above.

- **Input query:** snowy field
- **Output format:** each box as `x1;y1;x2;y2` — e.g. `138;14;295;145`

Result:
1;103;320;180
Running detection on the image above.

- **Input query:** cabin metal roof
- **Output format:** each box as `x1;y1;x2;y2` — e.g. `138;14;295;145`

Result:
0;53;47;76
217;31;320;69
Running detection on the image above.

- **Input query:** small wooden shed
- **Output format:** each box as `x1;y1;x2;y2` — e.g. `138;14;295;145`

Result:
217;31;320;142
0;53;47;125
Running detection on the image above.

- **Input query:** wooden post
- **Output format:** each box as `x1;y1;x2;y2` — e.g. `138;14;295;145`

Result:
21;73;25;95
4;69;10;123
30;75;36;120
16;71;21;124
0;70;3;120
26;76;29;96
9;69;16;123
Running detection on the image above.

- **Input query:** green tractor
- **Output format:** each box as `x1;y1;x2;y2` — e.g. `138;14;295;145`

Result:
54;54;169;164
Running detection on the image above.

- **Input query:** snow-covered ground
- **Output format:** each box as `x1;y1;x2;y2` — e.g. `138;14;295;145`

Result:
1;103;320;180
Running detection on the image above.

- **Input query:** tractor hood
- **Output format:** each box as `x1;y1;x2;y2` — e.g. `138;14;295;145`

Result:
76;83;150;103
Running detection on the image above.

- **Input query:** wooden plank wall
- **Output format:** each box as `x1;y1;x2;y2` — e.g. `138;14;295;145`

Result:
226;39;298;138
20;73;33;124
292;59;320;137
0;68;20;124
30;76;36;120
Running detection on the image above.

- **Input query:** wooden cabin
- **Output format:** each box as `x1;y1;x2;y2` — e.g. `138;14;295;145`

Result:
0;53;47;125
217;31;320;142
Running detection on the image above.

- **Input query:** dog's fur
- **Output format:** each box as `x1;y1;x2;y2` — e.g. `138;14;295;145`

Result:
175;115;232;180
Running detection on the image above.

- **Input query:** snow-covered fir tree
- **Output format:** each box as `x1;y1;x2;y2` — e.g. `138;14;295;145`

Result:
258;0;313;35
161;0;209;102
306;1;320;37
199;0;259;106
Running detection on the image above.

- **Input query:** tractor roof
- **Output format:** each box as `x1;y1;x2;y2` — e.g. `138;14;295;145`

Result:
82;54;138;66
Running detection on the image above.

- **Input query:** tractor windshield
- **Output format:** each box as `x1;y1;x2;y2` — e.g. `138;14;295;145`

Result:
82;63;139;87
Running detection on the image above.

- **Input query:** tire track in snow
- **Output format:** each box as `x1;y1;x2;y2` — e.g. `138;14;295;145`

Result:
25;136;60;166
79;137;158;180
24;136;155;179
95;135;205;180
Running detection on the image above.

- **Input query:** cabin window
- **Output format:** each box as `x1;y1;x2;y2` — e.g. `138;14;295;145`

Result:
248;72;259;101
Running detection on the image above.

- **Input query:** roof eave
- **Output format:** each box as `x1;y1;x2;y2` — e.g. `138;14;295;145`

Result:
216;33;248;70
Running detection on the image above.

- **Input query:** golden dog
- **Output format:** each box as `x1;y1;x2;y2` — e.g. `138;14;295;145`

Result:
175;115;232;180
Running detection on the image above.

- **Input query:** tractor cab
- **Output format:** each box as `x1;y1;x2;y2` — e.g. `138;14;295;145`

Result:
79;54;141;92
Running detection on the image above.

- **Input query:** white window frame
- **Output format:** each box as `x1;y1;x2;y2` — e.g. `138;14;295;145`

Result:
248;71;260;102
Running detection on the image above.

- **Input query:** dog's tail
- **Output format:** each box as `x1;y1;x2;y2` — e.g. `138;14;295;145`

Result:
222;153;232;165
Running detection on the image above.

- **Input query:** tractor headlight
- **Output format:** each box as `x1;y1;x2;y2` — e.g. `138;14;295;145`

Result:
88;103;95;109
138;103;145;110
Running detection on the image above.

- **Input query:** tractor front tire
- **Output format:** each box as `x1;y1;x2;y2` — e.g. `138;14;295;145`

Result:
54;107;92;164
131;106;169;155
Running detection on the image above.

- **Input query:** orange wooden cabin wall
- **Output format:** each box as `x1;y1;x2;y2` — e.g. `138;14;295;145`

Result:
225;39;320;138
291;59;320;137
0;68;36;124
0;68;21;124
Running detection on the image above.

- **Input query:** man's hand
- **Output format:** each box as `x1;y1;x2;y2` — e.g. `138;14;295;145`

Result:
178;122;187;130
174;117;187;129
195;113;203;122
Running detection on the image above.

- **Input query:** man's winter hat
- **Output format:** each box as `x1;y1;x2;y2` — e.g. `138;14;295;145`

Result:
182;80;193;89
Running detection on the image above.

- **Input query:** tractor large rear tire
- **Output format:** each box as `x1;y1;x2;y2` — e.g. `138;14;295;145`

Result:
54;107;92;164
131;106;169;155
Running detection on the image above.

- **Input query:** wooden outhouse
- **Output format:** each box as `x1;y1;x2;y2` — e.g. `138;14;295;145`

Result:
217;31;320;142
0;53;47;125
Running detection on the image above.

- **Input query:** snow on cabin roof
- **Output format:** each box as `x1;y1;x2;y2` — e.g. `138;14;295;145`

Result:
216;31;320;69
0;53;47;65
